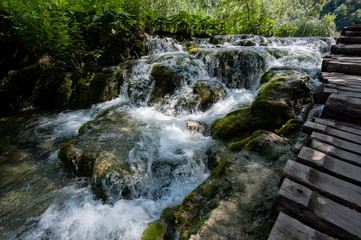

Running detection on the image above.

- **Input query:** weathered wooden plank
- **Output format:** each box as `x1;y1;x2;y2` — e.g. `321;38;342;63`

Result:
325;83;361;93
311;139;361;167
276;178;361;240
324;79;361;88
322;93;361;124
297;147;361;186
331;44;361;55
324;61;361;75
324;88;361;99
344;31;361;36
345;26;361;31
302;121;361;144
268;212;335;240
321;72;361;82
314;117;361;134
338;36;361;44
283;160;361;211
311;131;361;155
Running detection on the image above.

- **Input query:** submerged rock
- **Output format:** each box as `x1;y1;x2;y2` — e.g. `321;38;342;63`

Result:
185;120;207;134
211;69;311;140
58;112;145;200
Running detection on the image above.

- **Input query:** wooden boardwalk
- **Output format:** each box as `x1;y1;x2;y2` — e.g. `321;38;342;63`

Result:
269;22;361;240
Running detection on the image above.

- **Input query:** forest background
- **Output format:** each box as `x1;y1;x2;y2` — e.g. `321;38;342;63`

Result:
0;0;360;113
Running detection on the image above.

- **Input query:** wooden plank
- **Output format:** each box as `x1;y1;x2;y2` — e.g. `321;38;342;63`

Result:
268;212;334;240
314;117;361;131
321;72;361;82
338;36;361;44
283;160;361;211
344;31;361;36
331;44;361;55
297;147;361;186
314;117;361;134
325;83;361;93
324;79;361;87
302;121;361;144
322;93;361;124
276;178;361;240
324;88;361;99
311;139;361;167
324;61;361;75
311;131;361;155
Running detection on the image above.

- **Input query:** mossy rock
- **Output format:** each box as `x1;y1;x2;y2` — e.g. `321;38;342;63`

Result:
142;206;179;240
70;70;121;108
58;111;147;201
149;64;184;104
142;221;167;240
211;70;311;140
32;70;72;108
193;81;225;110
229;130;288;161
276;118;303;138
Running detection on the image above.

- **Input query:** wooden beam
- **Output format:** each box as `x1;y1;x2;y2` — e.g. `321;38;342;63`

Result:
282;160;361;211
275;179;361;240
311;132;361;155
311;139;361;167
297;147;361;186
313;118;361;133
322;93;361;124
268;212;334;240
302;121;361;144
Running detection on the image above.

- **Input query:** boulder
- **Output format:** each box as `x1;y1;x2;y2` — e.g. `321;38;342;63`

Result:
211;69;311;140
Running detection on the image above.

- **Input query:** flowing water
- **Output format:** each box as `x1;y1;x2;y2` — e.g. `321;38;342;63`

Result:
0;35;334;239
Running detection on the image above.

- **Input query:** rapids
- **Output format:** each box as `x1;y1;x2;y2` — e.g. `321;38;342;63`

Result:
0;35;334;239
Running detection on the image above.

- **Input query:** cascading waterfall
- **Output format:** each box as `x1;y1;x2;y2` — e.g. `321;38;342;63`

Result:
0;35;334;240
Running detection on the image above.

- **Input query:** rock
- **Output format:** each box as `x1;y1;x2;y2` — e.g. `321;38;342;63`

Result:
58;112;144;200
149;64;184;104
185;120;206;134
199;48;270;89
211;69;311;140
229;130;289;161
192;81;225;110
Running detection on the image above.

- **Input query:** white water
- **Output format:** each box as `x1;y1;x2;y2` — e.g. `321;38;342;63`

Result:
2;35;334;240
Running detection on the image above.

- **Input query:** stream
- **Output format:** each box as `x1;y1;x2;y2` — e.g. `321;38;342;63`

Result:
0;35;334;239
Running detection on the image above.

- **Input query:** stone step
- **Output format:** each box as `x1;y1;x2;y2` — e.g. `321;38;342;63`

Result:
331;44;361;55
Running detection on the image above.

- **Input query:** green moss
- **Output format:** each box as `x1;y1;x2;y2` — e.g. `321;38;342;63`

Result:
134;40;146;56
213;159;233;177
212;70;311;141
115;68;125;86
211;108;252;140
276;118;303;137
149;64;183;103
188;46;200;54
78;121;94;135
142;221;166;240
90;72;107;103
259;69;275;85
193;81;225;110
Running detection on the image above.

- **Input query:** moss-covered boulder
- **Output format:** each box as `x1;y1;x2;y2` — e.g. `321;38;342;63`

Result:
171;150;292;239
193;81;225;110
33;70;72;108
70;69;122;108
199;48;270;89
229;130;289;161
58;112;144;200
211;69;311;140
0;64;42;114
142;206;178;240
149;64;185;104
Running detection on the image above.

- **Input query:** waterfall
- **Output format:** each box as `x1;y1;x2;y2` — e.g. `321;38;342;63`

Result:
0;35;334;240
